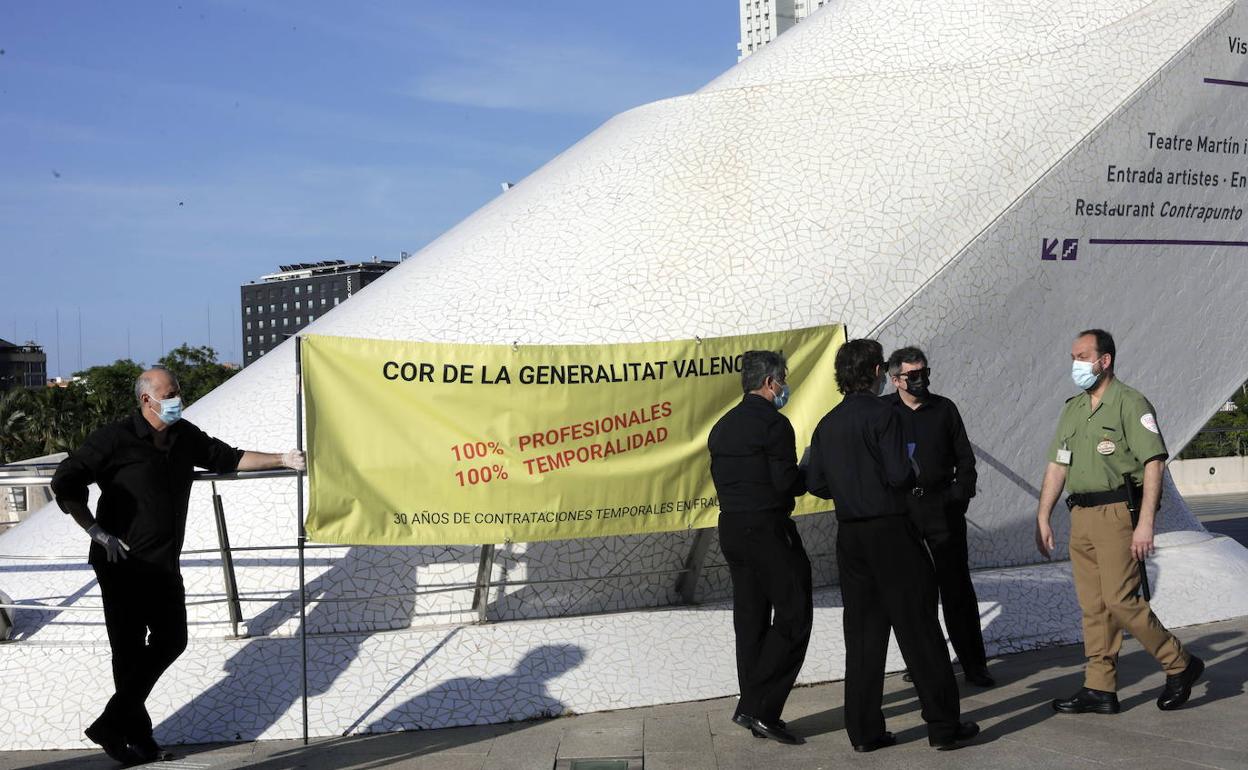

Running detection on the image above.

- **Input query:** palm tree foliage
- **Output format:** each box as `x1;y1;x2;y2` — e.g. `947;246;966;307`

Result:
0;345;237;464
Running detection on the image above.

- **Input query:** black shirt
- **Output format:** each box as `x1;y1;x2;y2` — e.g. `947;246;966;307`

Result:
51;413;243;573
885;391;977;501
807;392;913;521
708;394;806;516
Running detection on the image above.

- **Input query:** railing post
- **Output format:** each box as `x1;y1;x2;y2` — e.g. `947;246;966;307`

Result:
210;481;245;638
675;529;713;605
471;544;496;623
295;335;310;746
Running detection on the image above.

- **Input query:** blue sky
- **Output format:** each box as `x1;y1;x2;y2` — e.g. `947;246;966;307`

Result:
0;1;737;375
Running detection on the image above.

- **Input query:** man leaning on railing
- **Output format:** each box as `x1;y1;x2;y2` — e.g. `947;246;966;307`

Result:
50;365;304;765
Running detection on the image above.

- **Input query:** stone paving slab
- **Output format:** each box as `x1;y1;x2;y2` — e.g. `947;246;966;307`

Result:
5;616;1246;769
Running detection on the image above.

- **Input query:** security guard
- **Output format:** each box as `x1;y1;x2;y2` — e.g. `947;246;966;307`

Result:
1035;329;1203;714
708;350;811;746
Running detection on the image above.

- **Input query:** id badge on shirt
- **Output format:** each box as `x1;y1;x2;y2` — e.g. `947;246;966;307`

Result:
1056;444;1072;465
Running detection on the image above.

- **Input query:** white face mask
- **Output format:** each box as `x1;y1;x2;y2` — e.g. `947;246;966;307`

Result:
148;395;183;425
1071;360;1100;390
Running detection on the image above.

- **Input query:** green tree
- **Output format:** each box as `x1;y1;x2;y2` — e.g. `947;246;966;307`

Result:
0;387;36;463
15;385;92;459
157;345;238;406
73;359;144;427
1233;382;1248;413
0;345;241;464
1178;409;1248;459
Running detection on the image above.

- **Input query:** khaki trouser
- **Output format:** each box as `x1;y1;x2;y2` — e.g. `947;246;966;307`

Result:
1070;502;1188;692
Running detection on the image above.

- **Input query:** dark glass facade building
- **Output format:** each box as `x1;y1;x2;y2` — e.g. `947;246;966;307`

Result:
240;259;399;366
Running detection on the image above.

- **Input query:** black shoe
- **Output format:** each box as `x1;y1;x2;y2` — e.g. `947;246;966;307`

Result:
963;665;996;687
901;669;914;682
84;724;141;766
929;721;979;750
749;717;802;745
732;711;783;736
1052;687;1120;714
731;711;758;736
130;736;174;763
853;731;896;753
1157;656;1205;711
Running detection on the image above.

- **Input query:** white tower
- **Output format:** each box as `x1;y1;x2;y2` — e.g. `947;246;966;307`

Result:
738;0;830;60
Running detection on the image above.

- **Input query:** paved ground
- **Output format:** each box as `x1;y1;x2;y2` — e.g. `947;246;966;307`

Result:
6;614;1246;770
6;496;1245;769
1190;493;1248;548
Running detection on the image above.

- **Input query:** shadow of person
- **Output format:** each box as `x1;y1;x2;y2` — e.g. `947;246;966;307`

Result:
364;643;586;734
1123;630;1246;712
155;546;421;743
960;638;1223;746
1187;638;1248;709
234;723;515;770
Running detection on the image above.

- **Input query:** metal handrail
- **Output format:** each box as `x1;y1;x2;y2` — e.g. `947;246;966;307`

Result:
0;469;712;608
0;450;791;749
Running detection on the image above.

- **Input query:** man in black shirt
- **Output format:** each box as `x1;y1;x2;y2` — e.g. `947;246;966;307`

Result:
708;350;811;745
807;339;977;752
886;347;993;687
52;366;305;765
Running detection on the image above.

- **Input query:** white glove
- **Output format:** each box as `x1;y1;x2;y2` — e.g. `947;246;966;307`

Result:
282;450;306;471
87;524;130;563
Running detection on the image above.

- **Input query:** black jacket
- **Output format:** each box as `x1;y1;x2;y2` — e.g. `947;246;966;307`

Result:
884;391;977;502
51;413;243;573
807;392;913;521
708;394;806;516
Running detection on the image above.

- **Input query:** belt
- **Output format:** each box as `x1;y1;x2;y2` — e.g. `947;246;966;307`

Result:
1066;487;1130;509
910;479;953;498
718;509;790;524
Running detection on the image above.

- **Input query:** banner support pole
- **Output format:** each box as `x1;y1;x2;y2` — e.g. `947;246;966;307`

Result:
295;336;309;745
675;529;712;604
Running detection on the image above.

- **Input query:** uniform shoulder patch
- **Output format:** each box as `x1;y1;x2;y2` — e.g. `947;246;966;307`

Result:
1140;413;1160;434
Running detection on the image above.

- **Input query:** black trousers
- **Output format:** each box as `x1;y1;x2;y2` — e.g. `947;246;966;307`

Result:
837;515;960;745
906;495;987;671
92;561;188;742
718;513;813;723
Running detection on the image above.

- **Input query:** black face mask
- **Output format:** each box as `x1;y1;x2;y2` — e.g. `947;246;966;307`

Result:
906;374;930;398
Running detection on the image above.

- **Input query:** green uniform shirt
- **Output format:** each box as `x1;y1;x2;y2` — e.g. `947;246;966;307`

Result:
1046;378;1168;494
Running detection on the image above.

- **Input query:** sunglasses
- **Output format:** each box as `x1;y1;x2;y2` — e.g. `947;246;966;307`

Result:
894;367;930;381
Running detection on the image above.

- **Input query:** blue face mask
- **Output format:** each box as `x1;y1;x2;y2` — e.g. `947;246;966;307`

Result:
150;395;183;425
773;383;791;409
1071;360;1100;390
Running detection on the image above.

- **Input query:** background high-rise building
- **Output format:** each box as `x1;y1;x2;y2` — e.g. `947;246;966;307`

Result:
737;0;828;60
240;258;399;366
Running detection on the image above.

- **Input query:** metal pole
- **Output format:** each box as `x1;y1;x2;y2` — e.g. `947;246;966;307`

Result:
295;336;309;745
471;544;497;623
210;481;244;638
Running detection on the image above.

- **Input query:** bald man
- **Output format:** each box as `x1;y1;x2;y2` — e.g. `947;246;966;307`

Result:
52;366;304;764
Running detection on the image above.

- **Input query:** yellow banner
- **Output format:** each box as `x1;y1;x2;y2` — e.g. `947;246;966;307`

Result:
303;325;844;545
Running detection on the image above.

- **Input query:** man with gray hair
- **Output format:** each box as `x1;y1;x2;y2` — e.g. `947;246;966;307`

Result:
707;350;811;745
52;366;305;764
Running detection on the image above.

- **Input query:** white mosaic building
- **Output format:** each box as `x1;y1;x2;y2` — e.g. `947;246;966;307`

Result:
3;0;1248;750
